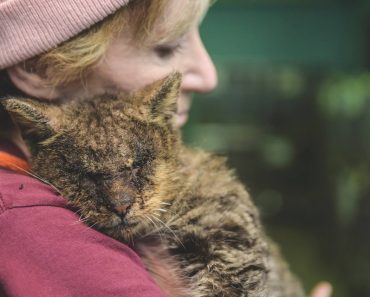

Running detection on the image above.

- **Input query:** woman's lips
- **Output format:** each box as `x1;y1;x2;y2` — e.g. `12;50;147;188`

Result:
176;95;192;127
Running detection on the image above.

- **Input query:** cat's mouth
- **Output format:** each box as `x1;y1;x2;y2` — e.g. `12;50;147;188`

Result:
106;215;140;230
121;218;139;228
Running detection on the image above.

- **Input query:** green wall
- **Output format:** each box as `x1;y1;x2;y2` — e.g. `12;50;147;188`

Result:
202;3;367;68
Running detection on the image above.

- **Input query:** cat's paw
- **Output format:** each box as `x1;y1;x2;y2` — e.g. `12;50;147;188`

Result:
167;227;269;297
215;263;268;297
194;262;268;297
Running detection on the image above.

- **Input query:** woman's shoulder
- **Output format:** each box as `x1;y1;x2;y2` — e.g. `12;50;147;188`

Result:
0;168;66;214
0;168;167;297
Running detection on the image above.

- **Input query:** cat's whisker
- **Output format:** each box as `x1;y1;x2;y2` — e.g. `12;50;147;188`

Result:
69;207;79;214
79;217;90;223
139;224;161;239
162;213;180;226
138;231;149;239
152;212;161;217
159;202;171;206
6;162;62;195
145;215;160;231
150;215;184;247
72;209;83;217
149;215;167;241
154;208;167;213
87;221;98;229
70;213;91;226
142;214;163;238
125;229;135;246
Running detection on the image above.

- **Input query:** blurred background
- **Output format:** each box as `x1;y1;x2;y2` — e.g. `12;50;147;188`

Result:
183;0;370;296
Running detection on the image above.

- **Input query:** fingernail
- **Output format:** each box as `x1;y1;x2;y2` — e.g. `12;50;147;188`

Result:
316;282;333;297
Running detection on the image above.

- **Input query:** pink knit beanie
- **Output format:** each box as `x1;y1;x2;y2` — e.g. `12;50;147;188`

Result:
0;0;131;70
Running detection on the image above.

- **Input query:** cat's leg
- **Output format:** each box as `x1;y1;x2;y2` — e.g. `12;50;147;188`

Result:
164;195;270;297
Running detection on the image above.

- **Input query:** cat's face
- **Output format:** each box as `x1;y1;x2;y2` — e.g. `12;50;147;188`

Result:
2;73;182;240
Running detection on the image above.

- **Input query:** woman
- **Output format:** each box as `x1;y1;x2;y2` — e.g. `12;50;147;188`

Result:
0;0;332;296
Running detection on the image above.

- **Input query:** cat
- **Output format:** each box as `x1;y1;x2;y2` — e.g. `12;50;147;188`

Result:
2;73;305;297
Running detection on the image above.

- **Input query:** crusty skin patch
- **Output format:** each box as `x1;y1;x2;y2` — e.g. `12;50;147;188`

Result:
2;73;305;297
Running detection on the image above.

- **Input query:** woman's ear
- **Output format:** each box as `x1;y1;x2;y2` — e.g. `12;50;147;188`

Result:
7;64;60;100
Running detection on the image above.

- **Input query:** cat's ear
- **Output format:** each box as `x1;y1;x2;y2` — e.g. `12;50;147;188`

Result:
1;98;55;144
134;72;182;125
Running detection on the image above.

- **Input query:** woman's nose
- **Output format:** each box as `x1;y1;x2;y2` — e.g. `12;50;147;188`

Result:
182;30;218;94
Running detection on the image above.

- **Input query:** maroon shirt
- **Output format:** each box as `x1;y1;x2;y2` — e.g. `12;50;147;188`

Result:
0;141;167;297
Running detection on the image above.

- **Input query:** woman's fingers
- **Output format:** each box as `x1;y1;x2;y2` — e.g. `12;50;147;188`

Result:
310;282;333;297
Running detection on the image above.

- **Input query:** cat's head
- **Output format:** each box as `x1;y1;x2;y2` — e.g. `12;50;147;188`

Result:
2;73;182;239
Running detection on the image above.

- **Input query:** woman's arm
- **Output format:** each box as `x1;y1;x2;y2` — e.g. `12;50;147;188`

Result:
0;169;167;297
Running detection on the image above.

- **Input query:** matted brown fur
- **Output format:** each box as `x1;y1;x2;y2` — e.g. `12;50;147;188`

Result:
2;73;305;297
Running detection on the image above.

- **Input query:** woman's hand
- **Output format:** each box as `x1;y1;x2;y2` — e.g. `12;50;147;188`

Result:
310;282;333;297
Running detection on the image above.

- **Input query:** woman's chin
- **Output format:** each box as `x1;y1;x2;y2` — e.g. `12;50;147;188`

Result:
175;112;189;128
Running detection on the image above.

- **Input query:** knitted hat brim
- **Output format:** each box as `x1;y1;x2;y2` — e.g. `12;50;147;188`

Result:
0;0;130;69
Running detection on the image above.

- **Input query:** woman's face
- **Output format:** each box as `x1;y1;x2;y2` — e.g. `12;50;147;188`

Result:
67;0;218;127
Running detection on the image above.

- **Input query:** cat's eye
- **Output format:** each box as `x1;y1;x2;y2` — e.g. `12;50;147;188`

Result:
86;171;114;182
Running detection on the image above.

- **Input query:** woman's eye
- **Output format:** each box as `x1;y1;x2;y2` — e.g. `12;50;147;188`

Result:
154;44;182;59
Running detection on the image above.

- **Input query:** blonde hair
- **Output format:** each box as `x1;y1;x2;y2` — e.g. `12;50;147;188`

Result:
27;0;211;89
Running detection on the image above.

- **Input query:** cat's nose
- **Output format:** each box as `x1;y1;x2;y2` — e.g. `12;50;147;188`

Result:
113;193;133;215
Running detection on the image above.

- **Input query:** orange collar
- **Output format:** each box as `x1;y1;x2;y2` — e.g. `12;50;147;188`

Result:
0;151;31;174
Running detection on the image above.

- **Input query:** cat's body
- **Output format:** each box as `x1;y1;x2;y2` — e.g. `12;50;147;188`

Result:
2;74;305;297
